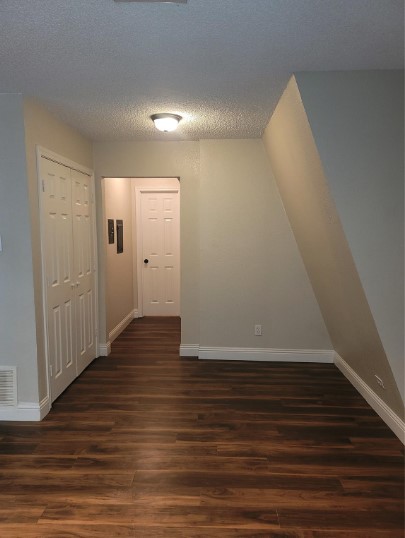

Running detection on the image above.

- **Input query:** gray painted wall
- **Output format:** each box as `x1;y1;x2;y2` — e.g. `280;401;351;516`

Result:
296;71;404;402
0;94;39;403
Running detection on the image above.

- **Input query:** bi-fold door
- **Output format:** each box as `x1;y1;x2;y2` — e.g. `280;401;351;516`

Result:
39;154;97;402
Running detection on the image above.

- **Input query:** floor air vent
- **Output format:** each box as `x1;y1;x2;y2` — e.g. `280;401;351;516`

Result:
0;367;17;406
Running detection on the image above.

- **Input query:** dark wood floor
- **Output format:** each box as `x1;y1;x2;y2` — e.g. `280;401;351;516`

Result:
0;317;403;537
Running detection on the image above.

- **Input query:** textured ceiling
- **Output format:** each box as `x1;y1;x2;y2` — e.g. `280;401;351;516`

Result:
0;0;403;141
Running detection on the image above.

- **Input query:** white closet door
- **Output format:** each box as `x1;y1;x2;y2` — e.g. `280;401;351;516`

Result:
40;156;97;402
41;159;76;401
71;169;96;374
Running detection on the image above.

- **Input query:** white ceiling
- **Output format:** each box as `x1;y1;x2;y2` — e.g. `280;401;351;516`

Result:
0;0;403;141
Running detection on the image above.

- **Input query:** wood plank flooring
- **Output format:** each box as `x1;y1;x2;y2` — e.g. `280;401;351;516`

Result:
0;316;403;537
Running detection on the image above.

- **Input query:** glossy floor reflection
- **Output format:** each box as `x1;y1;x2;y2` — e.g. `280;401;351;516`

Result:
0;317;403;537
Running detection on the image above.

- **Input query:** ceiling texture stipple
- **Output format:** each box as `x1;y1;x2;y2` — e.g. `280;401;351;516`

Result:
0;0;402;141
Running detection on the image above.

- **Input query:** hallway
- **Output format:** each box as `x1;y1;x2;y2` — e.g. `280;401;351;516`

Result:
0;317;403;536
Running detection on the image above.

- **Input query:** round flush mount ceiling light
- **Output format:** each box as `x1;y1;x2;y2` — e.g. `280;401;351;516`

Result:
151;113;182;132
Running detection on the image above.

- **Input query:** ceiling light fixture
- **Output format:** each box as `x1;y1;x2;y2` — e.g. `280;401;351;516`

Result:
151;113;182;132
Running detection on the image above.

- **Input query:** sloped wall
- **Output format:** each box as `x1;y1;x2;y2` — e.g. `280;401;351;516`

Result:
0;94;39;404
295;71;404;403
263;76;404;417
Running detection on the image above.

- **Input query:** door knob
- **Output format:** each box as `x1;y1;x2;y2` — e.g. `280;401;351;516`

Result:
144;259;149;264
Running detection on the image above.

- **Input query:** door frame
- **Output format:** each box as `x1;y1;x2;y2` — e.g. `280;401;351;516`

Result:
36;146;98;404
133;186;180;318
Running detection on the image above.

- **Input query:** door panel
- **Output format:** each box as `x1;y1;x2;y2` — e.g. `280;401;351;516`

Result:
140;190;180;316
71;169;96;375
42;160;76;401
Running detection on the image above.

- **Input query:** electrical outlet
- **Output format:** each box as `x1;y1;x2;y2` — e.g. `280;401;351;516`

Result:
254;324;262;336
375;375;386;389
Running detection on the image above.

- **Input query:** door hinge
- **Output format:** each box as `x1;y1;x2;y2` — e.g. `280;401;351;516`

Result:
42;179;45;192
49;364;53;377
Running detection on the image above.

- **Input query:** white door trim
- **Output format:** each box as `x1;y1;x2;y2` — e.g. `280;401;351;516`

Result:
37;146;93;177
133;187;180;318
36;146;98;406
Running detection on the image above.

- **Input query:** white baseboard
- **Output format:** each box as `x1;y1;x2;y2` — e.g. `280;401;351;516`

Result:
0;395;50;422
99;309;139;356
198;346;335;363
334;353;405;444
179;345;334;362
39;395;51;419
98;341;111;356
179;344;199;357
109;309;136;343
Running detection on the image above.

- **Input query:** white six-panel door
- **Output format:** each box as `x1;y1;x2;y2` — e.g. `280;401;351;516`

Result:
40;155;96;402
138;189;180;316
72;169;96;374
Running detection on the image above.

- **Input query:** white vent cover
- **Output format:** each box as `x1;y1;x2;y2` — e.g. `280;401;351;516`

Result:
0;367;17;406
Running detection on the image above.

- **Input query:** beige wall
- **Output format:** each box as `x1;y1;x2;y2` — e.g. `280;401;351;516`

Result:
295;71;404;402
93;141;200;347
199;139;331;349
23;98;93;401
95;139;332;353
0;94;39;403
263;77;404;417
0;96;93;406
104;178;134;337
